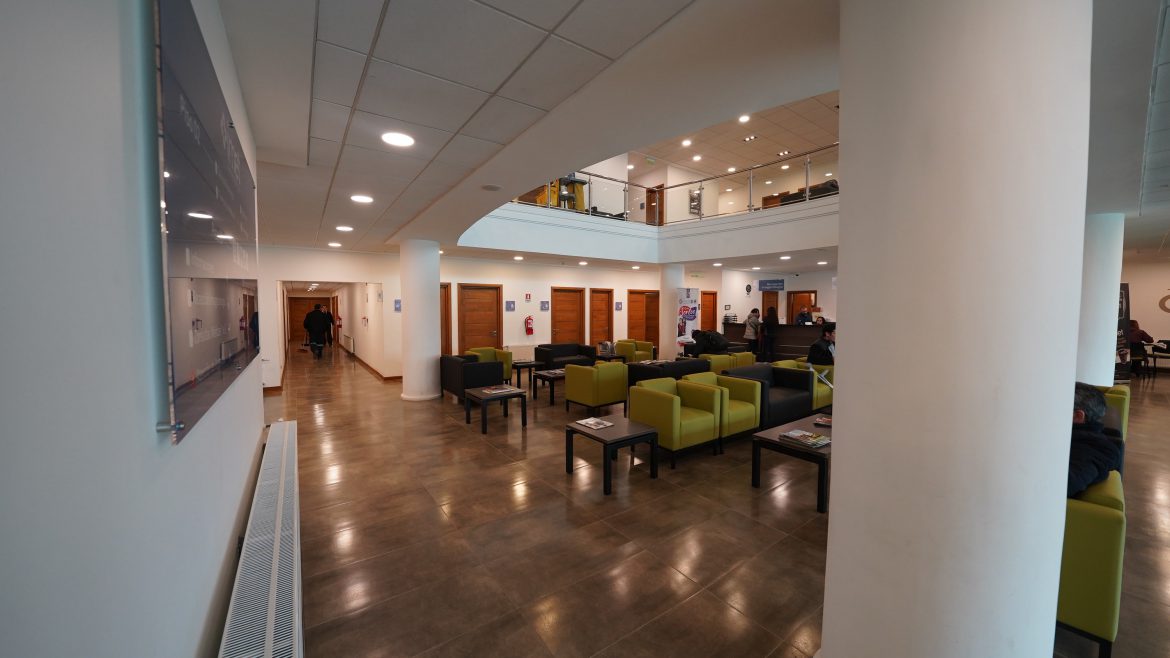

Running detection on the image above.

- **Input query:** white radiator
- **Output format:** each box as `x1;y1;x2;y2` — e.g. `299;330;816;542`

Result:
219;421;302;658
221;337;239;361
342;334;355;353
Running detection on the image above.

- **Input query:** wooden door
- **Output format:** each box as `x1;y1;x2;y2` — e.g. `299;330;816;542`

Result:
551;287;585;344
330;296;339;343
761;291;780;319
458;284;502;353
627;292;646;341
646;185;665;225
287;297;320;344
646;291;659;348
440;283;452;355
787;291;817;324
700;291;717;331
589;288;613;346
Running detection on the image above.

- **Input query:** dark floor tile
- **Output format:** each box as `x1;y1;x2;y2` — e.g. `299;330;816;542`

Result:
791;514;829;549
461;496;599;562
720;475;823;533
603;489;725;544
640;508;785;585
418;611;552;657
594;590;781;658
300;505;457;577
710;535;826;640
440;478;573;528
299;486;438;541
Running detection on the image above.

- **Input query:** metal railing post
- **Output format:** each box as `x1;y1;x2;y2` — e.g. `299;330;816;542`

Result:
546;181;552;208
698;182;704;220
748;169;754;210
586;175;592;215
804;156;812;201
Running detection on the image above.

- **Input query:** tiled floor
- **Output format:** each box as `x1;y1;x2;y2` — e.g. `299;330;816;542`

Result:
265;346;1170;657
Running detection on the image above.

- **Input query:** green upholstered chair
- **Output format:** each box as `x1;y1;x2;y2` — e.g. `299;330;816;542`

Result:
1096;385;1129;439
731;352;756;368
699;353;735;374
465;347;512;380
774;360;833;410
628;377;720;468
682;372;761;441
1057;471;1125;657
565;362;628;414
615;339;654;362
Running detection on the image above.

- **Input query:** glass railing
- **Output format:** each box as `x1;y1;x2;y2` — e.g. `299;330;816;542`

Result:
510;143;838;225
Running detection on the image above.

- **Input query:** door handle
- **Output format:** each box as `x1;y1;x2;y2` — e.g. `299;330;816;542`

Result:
490;330;497;336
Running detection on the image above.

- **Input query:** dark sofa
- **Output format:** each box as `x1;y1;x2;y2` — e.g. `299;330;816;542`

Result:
534;343;596;369
440;354;503;402
627;358;710;386
723;363;813;428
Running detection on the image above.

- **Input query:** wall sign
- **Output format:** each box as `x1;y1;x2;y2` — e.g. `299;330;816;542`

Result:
615;302;623;311
505;300;516;312
540;300;550;311
758;279;785;292
525;292;532;303
393;299;401;312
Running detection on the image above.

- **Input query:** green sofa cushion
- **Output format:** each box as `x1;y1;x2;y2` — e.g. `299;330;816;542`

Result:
1077;470;1124;512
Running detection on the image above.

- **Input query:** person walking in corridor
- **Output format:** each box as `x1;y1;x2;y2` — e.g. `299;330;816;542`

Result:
303;304;330;359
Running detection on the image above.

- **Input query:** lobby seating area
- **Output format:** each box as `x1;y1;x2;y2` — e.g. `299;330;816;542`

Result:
535;343;597;369
724;363;816;428
628;377;722;467
439;353;504;402
565;362;628;415
615;339;655;362
466;347;513;381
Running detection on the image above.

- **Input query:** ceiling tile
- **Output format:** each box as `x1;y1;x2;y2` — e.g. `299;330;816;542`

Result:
309;99;350;142
498;36;610;110
557;0;691;59
461;96;546;144
337;143;430;180
478;0;578;30
358;59;489;131
415;159;474;187
312;41;366;105
317;0;385;53
372;0;545;92
322;188;392;222
345;110;453;160
387;180;449;215
436;134;504;168
309;138;341;167
332;167;413;200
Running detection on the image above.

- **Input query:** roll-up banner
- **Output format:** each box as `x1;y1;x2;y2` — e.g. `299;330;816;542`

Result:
677;288;699;346
1115;283;1131;383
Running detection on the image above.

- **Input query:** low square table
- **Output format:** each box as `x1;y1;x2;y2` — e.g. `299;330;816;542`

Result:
752;414;832;512
464;385;527;435
594;353;626;363
533;369;566;404
511;360;539;388
565;415;658;495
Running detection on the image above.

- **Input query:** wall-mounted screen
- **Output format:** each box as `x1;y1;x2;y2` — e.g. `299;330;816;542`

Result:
158;0;258;441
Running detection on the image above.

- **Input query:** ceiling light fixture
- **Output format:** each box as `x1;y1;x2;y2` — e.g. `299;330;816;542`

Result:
738;114;750;123
743;135;757;142
350;194;373;203
765;180;773;185
725;188;732;192
328;242;341;247
682;139;692;147
727;167;736;173
631;265;640;270
216;234;233;240
336;225;353;232
778;150;790;156
187;211;212;219
727;201;734;205
713;262;723;267
780;165;790;170
751;266;761;270
578;261;588;266
381;131;415;147
626;164;634;170
825;172;833;177
513;255;524;261
817;261;829;265
780;255;792;260
692;155;702;161
163;171;170;178
439;250;444;254
160;201;166;209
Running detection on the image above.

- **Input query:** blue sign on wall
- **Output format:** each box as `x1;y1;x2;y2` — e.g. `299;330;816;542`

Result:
393;299;401;312
758;279;785;292
505;301;516;312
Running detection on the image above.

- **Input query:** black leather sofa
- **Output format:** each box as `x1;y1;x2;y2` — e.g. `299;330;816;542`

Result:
439;354;503;402
534;343;596;369
627;358;710;386
681;341;750;357
723;363;813;428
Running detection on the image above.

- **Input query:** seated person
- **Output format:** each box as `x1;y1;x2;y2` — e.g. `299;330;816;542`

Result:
1068;382;1124;497
807;323;836;365
794;305;814;325
1128;319;1155;373
690;329;730;355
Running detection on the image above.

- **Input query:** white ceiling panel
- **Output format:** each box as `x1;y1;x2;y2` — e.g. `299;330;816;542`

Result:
309;138;341;167
498;36;610;110
357;59;489;132
312;41;366;105
321;188;392;222
478;0;579;30
309;99;350;142
461;96;546;144
317;0;384;53
337;143;430;180
259;161;334;185
415;159;474;187
386;180;450;215
556;0;692;59
331;167;413;200
345;111;453;160
436;134;504;168
373;0;545;92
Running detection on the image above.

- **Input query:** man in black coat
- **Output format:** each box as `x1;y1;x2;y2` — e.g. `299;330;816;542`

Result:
690;329;730;355
1068;382;1124;497
807;323;836;366
303;304;331;359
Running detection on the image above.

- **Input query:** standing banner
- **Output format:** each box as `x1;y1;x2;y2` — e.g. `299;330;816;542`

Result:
1115;283;1131;383
676;288;699;346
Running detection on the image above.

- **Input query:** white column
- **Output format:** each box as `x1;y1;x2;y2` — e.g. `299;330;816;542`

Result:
400;239;441;401
821;2;1092;658
658;263;685;359
1076;213;1125;386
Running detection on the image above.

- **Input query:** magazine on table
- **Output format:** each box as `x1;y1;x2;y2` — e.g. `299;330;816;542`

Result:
575;417;614;430
780;429;830;448
813;416;832;427
543;368;566;376
481;385;520;394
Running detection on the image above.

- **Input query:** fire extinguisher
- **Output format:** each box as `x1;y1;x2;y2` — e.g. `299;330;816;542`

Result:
525;315;534;335
336;314;342;329
239;315;246;331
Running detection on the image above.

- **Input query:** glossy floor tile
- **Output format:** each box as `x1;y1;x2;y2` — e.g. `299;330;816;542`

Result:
270;345;1170;656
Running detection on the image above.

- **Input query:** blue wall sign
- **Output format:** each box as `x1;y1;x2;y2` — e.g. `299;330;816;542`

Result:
758;279;785;292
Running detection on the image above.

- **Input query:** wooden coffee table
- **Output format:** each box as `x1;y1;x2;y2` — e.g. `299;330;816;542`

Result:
752;414;832;512
565;415;658;495
511;360;539;388
533;369;566;404
464;385;527;435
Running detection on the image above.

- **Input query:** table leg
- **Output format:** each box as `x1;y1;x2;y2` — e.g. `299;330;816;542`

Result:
548;379;555;405
565;429;574;473
503;399;509;417
603;445;613;495
520;395;527;427
649;437;658;479
531;379;537;401
816;461;829;513
464;397;471;425
481;403;488;434
751;442;762;488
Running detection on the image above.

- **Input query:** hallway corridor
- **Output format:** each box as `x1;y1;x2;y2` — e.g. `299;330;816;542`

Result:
265;345;1170;657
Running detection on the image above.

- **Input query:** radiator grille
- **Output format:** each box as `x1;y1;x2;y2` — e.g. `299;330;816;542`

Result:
220;421;301;658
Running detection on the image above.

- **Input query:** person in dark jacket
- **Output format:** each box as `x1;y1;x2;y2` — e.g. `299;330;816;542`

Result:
690;329;730;355
807;323;836;365
1068;382;1124;497
249;311;259;349
794;305;814;325
303;304;331;359
760;307;780;362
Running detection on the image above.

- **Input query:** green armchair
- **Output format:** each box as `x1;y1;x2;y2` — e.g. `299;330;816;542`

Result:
774;359;833;410
682;372;761;441
731;352;756;368
465;347;512;380
1096;385;1129;439
615;339;654;362
565;362;628;414
629;377;720;468
699;353;735;374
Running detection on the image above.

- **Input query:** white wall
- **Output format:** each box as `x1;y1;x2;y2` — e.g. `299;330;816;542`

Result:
665;163;719;221
578;153;629;216
0;2;265;656
1121;257;1170;340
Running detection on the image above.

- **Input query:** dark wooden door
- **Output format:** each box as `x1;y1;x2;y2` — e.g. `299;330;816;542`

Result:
646;292;659;348
627;292;646;341
646;185;665;225
700;290;717;331
551;287;585;344
458;284;502;352
589;288;613;346
762;291;780;319
287;297;320;344
787;291;817;324
440;283;452;355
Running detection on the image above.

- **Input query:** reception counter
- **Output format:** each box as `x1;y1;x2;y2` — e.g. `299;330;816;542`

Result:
723;322;822;361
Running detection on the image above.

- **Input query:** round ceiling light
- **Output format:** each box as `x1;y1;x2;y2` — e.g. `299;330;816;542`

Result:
751;266;761;270
738;114;750;123
328;242;341;247
825;172;833;177
727;167;736;173
692;155;701;161
780;165;790;170
216;234;233;240
513;255;524;261
725;188;732;192
350;194;374;203
817;261;829;265
780;255;792;260
626;164;635;170
713;263;723;267
336;225;354;232
765;180;773;185
578;261;588;266
681;139;692;147
631;265;640;270
163;171;170;178
381;131;415;147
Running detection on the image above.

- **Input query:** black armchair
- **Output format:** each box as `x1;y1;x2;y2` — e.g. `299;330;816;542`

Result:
534;343;596;369
440;354;503;402
627;358;710;386
723;363;813;428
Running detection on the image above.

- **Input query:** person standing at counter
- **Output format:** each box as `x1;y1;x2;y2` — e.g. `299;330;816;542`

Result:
794;305;814;325
743;308;761;357
760;307;780;362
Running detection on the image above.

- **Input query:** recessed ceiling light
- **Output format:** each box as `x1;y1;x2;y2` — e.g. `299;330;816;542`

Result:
713;263;723;267
727;167;736;173
328;242;341;247
187;211;212;219
780;255;792;260
439;250;444;254
626;164;635;170
513;255;524;261
725;188;732;192
216;234;233;240
310;283;318;286
765;180;773;185
381;131;415;147
578;261;588;266
817;261;829;265
336;225;354;232
778;150;790;156
781;165;790;170
751;266;761;270
692;155;701;161
682;139;692;147
160;201;166;209
825;172;833;177
350;194;373;203
481;183;502;192
738;114;750;123
743;135;757;142
631;265;640;270
163;171;170;178
727;201;734;205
